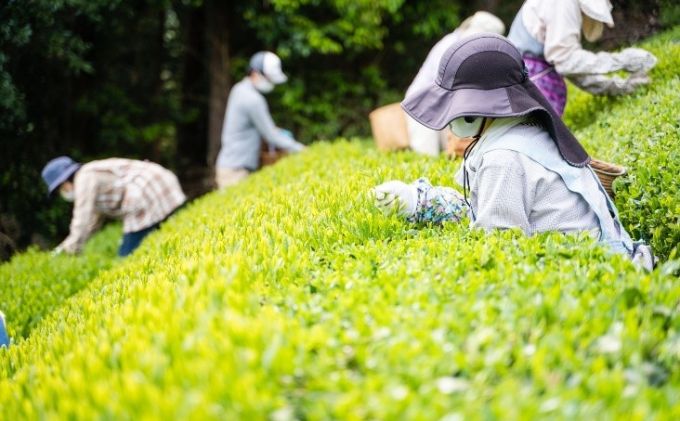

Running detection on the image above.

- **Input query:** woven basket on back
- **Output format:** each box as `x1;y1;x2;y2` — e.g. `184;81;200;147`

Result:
590;158;626;199
369;103;410;151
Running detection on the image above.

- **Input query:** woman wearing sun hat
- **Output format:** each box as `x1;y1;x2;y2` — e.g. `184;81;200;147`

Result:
372;33;654;269
404;11;506;156
507;0;657;116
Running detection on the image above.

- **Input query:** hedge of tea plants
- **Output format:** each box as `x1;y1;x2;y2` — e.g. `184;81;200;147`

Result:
0;223;119;339
564;27;680;260
0;28;679;420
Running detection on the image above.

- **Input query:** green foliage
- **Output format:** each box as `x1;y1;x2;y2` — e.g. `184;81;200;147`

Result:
563;26;680;259
0;26;678;420
1;137;680;418
0;0;183;253
0;224;120;339
2;26;680;411
236;0;464;142
659;0;680;27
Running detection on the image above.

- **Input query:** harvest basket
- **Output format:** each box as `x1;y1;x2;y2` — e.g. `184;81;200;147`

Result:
590;158;626;198
260;144;288;167
369;103;410;151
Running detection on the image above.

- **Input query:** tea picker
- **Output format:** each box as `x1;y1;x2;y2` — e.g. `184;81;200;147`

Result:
214;51;306;189
41;156;186;257
373;33;655;270
507;0;657;115
369;11;506;156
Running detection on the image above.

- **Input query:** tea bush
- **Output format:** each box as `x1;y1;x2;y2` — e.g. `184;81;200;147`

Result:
0;28;679;419
0;224;119;339
564;26;680;259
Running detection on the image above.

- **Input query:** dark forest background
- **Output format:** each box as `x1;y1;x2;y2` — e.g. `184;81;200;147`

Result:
1;0;678;260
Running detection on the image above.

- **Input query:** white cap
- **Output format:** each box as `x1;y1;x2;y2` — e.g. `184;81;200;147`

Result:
579;0;615;28
457;11;506;38
249;51;288;84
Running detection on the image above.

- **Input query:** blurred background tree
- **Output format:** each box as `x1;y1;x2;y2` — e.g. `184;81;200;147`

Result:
0;0;676;260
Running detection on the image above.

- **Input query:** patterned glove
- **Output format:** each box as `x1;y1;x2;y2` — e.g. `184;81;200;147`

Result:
373;181;418;218
617;48;657;73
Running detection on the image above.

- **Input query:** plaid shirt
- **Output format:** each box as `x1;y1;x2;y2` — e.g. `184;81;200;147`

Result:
58;159;186;253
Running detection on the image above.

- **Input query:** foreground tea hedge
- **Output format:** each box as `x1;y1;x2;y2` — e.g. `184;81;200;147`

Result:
564;26;680;260
0;28;679;419
0;224;119;339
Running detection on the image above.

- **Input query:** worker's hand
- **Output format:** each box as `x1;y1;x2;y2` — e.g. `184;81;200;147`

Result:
624;72;651;93
279;128;295;140
610;72;651;95
372;181;417;218
617;48;657;73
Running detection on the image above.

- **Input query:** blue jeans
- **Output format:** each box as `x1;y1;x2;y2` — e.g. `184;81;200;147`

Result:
117;203;186;257
118;223;160;257
0;312;9;348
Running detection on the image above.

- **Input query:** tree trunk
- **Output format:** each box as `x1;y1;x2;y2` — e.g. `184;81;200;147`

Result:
177;5;207;169
205;0;231;168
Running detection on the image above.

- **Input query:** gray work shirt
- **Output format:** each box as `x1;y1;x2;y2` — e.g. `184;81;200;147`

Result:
216;78;304;171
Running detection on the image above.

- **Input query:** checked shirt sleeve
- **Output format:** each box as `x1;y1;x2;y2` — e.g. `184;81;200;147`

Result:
407;178;469;224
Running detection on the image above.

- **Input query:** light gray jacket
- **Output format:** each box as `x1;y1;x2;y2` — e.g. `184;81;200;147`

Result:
216;78;304;170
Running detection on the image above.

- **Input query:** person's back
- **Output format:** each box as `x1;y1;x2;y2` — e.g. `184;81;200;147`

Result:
76;158;185;230
216;79;267;171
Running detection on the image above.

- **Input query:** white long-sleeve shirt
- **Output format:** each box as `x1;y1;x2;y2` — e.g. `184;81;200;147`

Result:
513;0;625;76
405;31;461;98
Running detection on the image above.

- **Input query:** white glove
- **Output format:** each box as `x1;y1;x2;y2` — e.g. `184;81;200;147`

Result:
632;243;656;272
51;245;64;256
616;48;657;73
373;181;418;218
571;72;650;95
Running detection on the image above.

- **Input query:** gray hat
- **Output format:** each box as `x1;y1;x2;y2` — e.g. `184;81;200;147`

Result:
402;33;590;167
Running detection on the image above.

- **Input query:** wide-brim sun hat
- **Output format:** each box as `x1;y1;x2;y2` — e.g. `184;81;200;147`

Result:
401;33;590;167
579;0;614;28
457;11;506;38
41;156;81;196
249;51;288;84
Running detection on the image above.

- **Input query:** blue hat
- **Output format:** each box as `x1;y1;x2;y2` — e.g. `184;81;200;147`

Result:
41;156;81;196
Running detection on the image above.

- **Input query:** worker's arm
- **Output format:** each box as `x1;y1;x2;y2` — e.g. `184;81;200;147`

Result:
569;72;650;95
373;178;469;224
56;172;102;254
248;97;305;152
541;1;656;77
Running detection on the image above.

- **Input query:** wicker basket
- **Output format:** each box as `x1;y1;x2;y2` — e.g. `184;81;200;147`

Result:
369;103;410;151
590;158;626;198
260;144;288;167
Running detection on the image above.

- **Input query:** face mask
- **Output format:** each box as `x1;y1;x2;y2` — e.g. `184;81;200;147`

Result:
449;116;485;139
450;116;487;223
60;190;75;202
253;76;274;94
